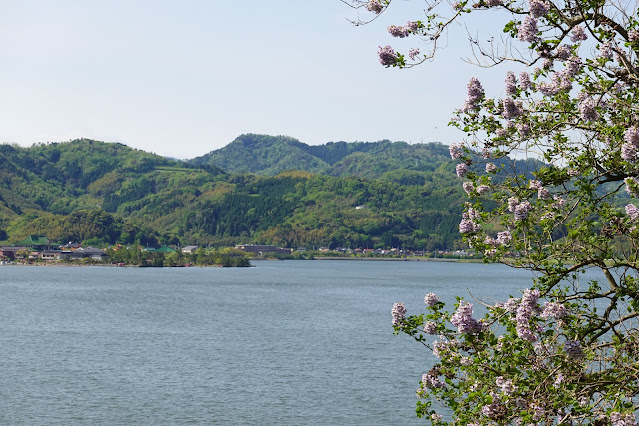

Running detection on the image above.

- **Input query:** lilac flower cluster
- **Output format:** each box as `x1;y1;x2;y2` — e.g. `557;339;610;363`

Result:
408;47;420;60
424;292;439;306
387;25;409;38
421;373;444;388
625;177;639;197
486;162;497;173
564;339;584;358
579;97;598;122
462;181;475;195
528;0;549;17
423;321;437;334
391;302;406;325
477;184;491;195
541;301;567;319
516;123;530;137
505;71;517;96
508;197;519;212
462;77;484;112
625;204;639;221
482;403;504;419
431;413;443;422
609;412;637;426
516;289;540;342
485;0;503;5
538;187;551;200
518;16;539;43
519;72;532;91
456;163;469;177
555;44;572;60
459;208;480;233
378;45;398;66
599;42;613;59
570;26;588;42
622;127;639;162
496;376;517;395
552;195;566;209
514;201;533;220
529;180;542;189
502;97;523;119
497;230;512;244
629;30;639;42
366;0;384;14
449;142;463;159
450;301;483;334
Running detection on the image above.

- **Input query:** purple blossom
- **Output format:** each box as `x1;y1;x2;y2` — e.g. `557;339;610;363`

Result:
570;26;588;42
450;301;482;334
626;177;639;197
477;184;490;195
516;289;540;342
517;123;531;137
391;302;407;325
387;25;409;38
505;71;517;96
462;77;484;112
629;30;639;42
519;72;532;90
555;44;572;60
626;204;639;221
529;180;542;189
456;163;469;177
378;45;398;66
459;218;478;233
366;0;384;14
552;195;566;209
518;16;539;43
463;181;475;195
496;230;512;245
405;21;419;32
486;162;497;173
449;142;463;159
424;321;437;334
598;42;613;59
528;0;549;17
564;339;584;358
424;292;439;306
564;55;581;77
421;373;444;388
579;97;598;122
496;376;517;395
622;143;637;162
431;413;443;422
408;47;420;60
538;187;551;200
502;97;523;119
508;197;519;212
514;201;533;220
486;0;503;5
482;403;504;419
609;412;637;426
624;126;639;145
541;302;567;319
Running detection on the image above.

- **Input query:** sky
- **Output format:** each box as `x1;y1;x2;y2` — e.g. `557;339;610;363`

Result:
0;0;509;159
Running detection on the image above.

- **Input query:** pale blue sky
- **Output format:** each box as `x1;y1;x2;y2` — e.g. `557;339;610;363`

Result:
0;0;508;158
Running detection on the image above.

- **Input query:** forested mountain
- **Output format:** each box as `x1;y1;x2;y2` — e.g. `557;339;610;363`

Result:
0;137;536;251
189;133;453;179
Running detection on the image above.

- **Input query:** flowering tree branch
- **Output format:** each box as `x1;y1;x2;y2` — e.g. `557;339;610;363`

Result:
348;0;639;423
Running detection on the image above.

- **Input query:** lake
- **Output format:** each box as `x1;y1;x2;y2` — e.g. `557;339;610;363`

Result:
0;260;536;425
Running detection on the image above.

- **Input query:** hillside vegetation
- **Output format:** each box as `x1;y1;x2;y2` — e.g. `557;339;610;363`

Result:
0;136;538;250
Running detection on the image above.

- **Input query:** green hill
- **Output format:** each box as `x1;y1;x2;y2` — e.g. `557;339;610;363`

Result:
0;137;477;251
189;134;452;179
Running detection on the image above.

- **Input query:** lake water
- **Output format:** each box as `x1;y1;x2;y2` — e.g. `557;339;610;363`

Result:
0;260;537;425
